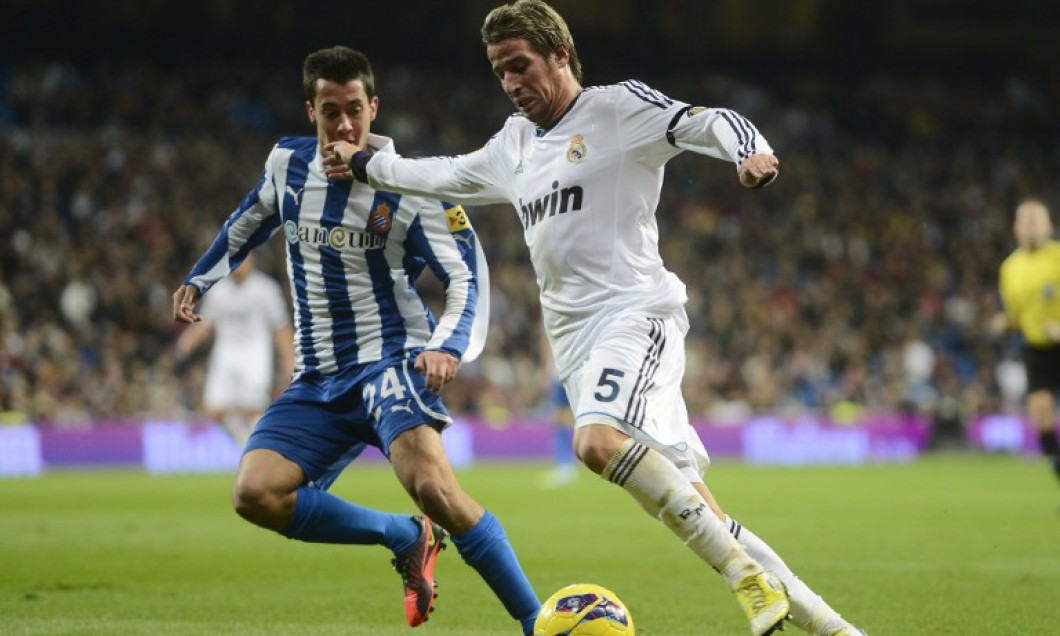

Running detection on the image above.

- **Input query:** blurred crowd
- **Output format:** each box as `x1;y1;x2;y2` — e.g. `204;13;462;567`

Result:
2;57;1057;432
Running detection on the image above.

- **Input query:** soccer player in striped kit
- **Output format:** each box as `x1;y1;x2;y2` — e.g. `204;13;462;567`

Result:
324;2;865;634
172;46;540;634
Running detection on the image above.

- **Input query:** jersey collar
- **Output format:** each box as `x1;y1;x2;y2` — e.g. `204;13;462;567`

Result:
535;89;584;137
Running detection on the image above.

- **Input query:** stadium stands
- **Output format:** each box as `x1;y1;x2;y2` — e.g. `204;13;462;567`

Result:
1;58;1056;441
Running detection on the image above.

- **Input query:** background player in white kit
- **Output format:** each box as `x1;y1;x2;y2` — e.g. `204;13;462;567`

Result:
176;252;294;444
324;2;866;635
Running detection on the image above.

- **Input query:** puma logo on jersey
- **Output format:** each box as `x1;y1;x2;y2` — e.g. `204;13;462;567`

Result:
519;180;584;230
391;400;414;415
285;185;304;205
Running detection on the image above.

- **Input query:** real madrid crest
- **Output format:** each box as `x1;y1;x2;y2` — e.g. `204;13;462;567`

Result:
566;134;586;164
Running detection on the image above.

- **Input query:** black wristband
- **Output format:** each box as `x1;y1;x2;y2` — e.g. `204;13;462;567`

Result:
349;151;371;183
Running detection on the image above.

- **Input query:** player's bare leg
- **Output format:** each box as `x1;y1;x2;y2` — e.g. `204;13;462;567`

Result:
232;448;302;530
389;426;482;626
576;422;789;636
390;425;540;634
232;448;446;626
390;426;484;534
691;482;865;635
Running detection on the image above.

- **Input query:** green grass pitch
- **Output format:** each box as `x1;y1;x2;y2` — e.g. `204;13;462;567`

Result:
1;455;1057;635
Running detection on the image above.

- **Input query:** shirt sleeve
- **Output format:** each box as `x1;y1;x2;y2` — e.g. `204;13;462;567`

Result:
615;80;774;171
669;105;775;165
366;130;512;206
183;147;283;295
404;201;490;362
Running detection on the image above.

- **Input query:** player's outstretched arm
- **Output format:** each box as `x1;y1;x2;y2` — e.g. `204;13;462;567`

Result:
172;284;202;324
738;153;779;188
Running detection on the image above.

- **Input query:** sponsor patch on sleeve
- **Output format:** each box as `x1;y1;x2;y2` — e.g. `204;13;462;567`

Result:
446;205;470;233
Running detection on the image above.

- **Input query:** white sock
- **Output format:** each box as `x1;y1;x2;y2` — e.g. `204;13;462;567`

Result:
603;439;761;585
727;516;852;634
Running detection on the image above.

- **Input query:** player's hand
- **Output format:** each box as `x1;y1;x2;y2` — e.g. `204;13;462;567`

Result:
738;153;779;188
172;284;202;324
323;141;360;180
415;350;459;394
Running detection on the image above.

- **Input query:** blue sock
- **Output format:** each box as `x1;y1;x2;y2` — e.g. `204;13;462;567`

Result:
452;510;540;635
281;486;419;553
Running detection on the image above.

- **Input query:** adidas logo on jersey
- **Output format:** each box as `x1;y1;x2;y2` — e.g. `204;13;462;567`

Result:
519;180;584;230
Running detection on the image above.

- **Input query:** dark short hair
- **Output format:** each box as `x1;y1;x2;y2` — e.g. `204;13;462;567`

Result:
481;0;583;82
302;46;375;104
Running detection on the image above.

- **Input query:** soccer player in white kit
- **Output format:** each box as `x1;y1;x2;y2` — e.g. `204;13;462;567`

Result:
176;252;294;444
324;3;866;635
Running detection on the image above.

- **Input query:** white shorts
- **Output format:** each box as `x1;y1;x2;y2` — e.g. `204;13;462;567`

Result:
203;358;272;413
564;311;710;482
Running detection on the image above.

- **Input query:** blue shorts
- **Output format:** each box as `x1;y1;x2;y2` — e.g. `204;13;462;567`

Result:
245;354;451;490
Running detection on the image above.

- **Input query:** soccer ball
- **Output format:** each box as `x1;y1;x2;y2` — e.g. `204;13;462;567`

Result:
533;583;635;636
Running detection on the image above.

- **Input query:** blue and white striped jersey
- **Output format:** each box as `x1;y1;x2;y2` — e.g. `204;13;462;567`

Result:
361;81;772;380
184;133;488;379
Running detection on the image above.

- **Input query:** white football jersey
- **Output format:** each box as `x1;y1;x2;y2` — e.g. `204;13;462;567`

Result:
199;269;288;411
199;269;289;374
365;80;773;379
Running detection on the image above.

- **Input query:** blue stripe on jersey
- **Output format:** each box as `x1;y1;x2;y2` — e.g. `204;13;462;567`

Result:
400;215;437;333
281;143;319;372
364;190;408;361
320;179;358;370
185;170;285;295
404;208;476;356
241;211;282;258
444;203;482;355
620;80;674;109
444;228;479;354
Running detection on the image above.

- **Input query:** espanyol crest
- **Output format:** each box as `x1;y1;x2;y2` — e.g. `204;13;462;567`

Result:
368;202;393;233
